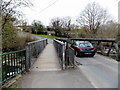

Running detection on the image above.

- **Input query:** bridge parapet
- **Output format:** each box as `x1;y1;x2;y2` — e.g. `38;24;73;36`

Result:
53;39;65;70
26;39;48;71
54;39;75;70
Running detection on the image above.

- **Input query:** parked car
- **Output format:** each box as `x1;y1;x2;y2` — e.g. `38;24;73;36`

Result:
71;41;97;57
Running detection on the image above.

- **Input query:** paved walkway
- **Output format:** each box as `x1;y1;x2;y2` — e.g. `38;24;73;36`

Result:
31;43;61;71
20;41;94;88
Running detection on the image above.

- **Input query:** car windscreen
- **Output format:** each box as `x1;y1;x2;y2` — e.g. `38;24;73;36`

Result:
79;43;93;48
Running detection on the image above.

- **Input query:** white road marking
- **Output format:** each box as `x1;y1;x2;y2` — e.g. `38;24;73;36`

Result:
91;82;98;88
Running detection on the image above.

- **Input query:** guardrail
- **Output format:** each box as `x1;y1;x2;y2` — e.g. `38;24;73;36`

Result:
26;39;47;71
0;50;26;84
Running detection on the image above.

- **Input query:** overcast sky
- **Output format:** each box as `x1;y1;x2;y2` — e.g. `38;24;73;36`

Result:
20;0;119;26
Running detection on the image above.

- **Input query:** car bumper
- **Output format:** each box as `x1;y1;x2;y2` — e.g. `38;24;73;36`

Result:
77;50;96;55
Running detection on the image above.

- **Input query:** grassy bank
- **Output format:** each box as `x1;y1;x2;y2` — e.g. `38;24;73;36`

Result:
33;34;61;39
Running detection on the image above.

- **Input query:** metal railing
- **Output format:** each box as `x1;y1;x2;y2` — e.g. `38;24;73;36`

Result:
53;39;65;70
65;47;75;68
26;39;47;71
0;39;48;85
54;39;75;70
0;50;26;84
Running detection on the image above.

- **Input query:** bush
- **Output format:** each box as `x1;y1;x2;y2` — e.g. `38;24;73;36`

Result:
2;15;37;53
16;34;37;50
2;34;37;53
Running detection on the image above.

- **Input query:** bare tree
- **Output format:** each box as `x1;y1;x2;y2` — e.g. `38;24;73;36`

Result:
62;16;72;31
49;17;63;36
76;2;109;37
97;20;118;38
2;0;33;29
62;16;79;38
49;17;79;37
50;17;63;28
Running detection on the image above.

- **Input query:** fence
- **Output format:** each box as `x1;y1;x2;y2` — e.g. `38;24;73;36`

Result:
0;50;26;84
26;39;47;71
54;39;75;70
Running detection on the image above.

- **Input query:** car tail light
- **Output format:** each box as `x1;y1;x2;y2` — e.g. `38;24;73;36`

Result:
77;47;83;50
93;48;97;50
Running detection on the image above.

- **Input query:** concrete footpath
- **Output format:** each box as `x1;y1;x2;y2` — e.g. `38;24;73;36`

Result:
20;41;94;88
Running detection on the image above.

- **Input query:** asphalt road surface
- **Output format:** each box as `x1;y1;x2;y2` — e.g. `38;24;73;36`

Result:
75;54;118;88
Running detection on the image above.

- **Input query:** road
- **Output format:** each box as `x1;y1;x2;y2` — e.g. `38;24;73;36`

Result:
75;54;118;88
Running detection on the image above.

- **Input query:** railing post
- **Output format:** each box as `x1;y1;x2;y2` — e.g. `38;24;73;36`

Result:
25;44;30;71
107;42;114;56
0;0;2;88
62;45;64;69
46;39;47;45
62;45;65;70
118;45;120;61
114;42;120;61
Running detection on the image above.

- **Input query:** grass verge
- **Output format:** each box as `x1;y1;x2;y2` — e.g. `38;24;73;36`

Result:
33;34;61;39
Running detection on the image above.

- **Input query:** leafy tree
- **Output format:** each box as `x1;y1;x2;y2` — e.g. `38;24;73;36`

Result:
31;20;45;34
1;0;33;52
2;15;18;52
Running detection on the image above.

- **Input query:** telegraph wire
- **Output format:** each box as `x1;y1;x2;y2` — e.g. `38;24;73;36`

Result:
27;0;59;19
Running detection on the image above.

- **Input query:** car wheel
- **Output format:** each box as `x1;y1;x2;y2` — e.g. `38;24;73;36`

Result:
91;53;95;57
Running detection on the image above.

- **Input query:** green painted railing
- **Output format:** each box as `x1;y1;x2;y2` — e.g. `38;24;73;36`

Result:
0;49;26;84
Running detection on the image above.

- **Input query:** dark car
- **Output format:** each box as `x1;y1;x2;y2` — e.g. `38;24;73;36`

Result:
71;41;97;57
